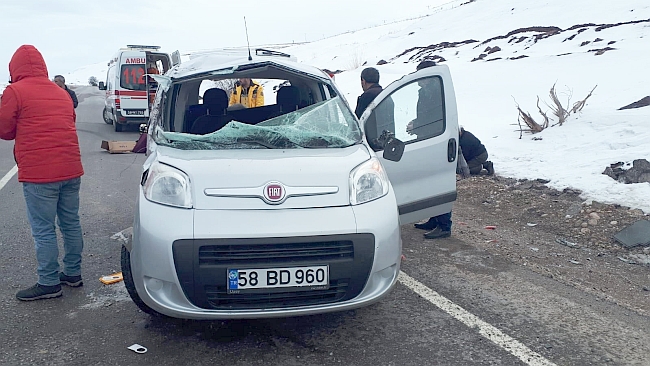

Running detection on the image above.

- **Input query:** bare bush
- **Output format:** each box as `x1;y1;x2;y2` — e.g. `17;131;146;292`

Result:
571;85;597;113
548;83;570;126
513;83;597;136
347;45;365;70
88;76;98;86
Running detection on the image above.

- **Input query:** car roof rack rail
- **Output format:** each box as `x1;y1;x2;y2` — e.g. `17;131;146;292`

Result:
255;48;291;58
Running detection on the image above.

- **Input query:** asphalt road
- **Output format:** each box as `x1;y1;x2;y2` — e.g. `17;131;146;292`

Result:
0;86;648;366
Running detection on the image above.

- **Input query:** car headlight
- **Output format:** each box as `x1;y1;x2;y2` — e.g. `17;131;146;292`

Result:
143;162;193;208
349;158;390;205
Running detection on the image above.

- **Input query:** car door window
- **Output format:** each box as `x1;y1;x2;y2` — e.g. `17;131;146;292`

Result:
365;75;445;150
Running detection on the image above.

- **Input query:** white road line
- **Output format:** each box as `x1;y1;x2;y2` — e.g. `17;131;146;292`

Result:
398;271;557;366
0;165;18;191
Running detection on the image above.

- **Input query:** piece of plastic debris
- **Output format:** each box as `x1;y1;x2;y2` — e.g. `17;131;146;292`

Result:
486;239;498;244
569;260;582;265
530;247;539;252
100;272;124;285
613;219;650;248
110;227;133;244
555;238;580;248
484;226;497;230
618;257;636;264
127;344;147;354
527;223;538;227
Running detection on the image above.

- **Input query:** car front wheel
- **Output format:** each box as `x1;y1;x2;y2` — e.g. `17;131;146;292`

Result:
121;245;163;317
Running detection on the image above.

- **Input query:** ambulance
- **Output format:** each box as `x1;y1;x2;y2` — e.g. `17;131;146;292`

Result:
99;45;180;131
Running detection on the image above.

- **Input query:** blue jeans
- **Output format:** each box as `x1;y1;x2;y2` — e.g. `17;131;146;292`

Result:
22;178;83;286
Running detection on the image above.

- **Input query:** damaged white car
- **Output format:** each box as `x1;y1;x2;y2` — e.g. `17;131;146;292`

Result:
122;49;459;319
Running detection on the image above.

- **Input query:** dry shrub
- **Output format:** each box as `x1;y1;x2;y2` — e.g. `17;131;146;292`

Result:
514;84;597;137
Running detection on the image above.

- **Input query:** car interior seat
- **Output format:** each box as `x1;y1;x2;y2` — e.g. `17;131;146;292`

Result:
190;88;232;134
269;86;300;119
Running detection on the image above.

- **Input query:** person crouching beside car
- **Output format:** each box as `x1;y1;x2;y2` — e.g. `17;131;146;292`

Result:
459;127;494;175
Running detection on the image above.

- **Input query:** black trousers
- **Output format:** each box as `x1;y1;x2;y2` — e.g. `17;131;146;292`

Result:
467;151;488;175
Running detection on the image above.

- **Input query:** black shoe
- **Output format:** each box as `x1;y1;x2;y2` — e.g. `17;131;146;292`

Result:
16;283;62;301
60;272;83;287
423;227;451;239
485;161;495;176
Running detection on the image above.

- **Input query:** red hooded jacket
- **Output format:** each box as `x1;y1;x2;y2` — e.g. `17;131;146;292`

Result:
0;45;83;183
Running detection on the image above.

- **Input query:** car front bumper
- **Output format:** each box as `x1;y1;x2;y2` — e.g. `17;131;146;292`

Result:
130;191;401;319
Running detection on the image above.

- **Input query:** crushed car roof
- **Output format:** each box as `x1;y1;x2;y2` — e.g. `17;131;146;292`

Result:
168;51;330;81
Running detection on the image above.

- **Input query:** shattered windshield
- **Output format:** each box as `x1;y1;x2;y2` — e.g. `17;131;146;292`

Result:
154;97;362;149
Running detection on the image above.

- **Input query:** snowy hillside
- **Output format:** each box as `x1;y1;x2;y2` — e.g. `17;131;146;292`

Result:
61;0;650;213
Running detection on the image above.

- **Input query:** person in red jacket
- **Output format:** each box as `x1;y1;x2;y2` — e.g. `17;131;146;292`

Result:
0;45;85;301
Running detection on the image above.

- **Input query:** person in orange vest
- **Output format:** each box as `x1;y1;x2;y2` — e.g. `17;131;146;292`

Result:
229;78;264;108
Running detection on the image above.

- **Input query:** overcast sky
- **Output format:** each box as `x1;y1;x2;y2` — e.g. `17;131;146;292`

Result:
0;0;452;83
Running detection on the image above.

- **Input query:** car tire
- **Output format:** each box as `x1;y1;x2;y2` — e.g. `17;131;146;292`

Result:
102;107;112;124
121;245;164;317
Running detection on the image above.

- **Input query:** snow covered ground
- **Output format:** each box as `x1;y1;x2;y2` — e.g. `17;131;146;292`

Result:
22;0;650;213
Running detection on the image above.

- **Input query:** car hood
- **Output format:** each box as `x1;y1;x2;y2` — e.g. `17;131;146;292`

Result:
153;144;371;210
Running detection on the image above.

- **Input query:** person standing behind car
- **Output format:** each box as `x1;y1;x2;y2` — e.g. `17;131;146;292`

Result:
459;127;494;175
355;67;383;118
408;60;454;239
229;78;264;108
0;45;85;301
53;75;78;108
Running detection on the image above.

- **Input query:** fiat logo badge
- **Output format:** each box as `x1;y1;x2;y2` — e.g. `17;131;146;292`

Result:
263;182;286;204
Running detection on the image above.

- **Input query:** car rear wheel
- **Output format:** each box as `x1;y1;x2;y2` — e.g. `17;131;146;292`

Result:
121;245;164;317
114;116;124;132
102;107;112;124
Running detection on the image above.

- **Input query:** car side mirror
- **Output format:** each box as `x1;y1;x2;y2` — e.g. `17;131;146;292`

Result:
376;130;405;162
98;81;106;90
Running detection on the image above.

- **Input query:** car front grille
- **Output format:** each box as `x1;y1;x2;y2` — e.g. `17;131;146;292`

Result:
172;234;375;310
205;279;349;309
198;240;354;266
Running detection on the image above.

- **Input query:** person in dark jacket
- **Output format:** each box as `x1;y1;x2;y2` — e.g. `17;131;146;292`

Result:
459;127;494;175
53;75;78;109
409;60;455;239
0;45;85;301
354;67;383;118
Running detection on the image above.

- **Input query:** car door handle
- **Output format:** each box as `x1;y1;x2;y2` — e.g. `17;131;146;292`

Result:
447;138;457;162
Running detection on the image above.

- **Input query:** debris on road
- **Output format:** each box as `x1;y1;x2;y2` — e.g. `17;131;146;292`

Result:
484;225;497;230
613;219;650;248
101;140;136;154
556;237;580;248
111;227;133;244
569;260;582;265
127;344;147;354
100;272;124;285
629;254;650;266
527;223;538;227
618;257;636;265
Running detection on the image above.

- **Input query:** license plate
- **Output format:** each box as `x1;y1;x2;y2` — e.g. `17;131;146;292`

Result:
227;266;329;292
125;109;145;116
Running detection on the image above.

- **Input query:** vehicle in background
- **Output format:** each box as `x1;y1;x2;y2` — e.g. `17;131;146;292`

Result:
98;45;180;131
